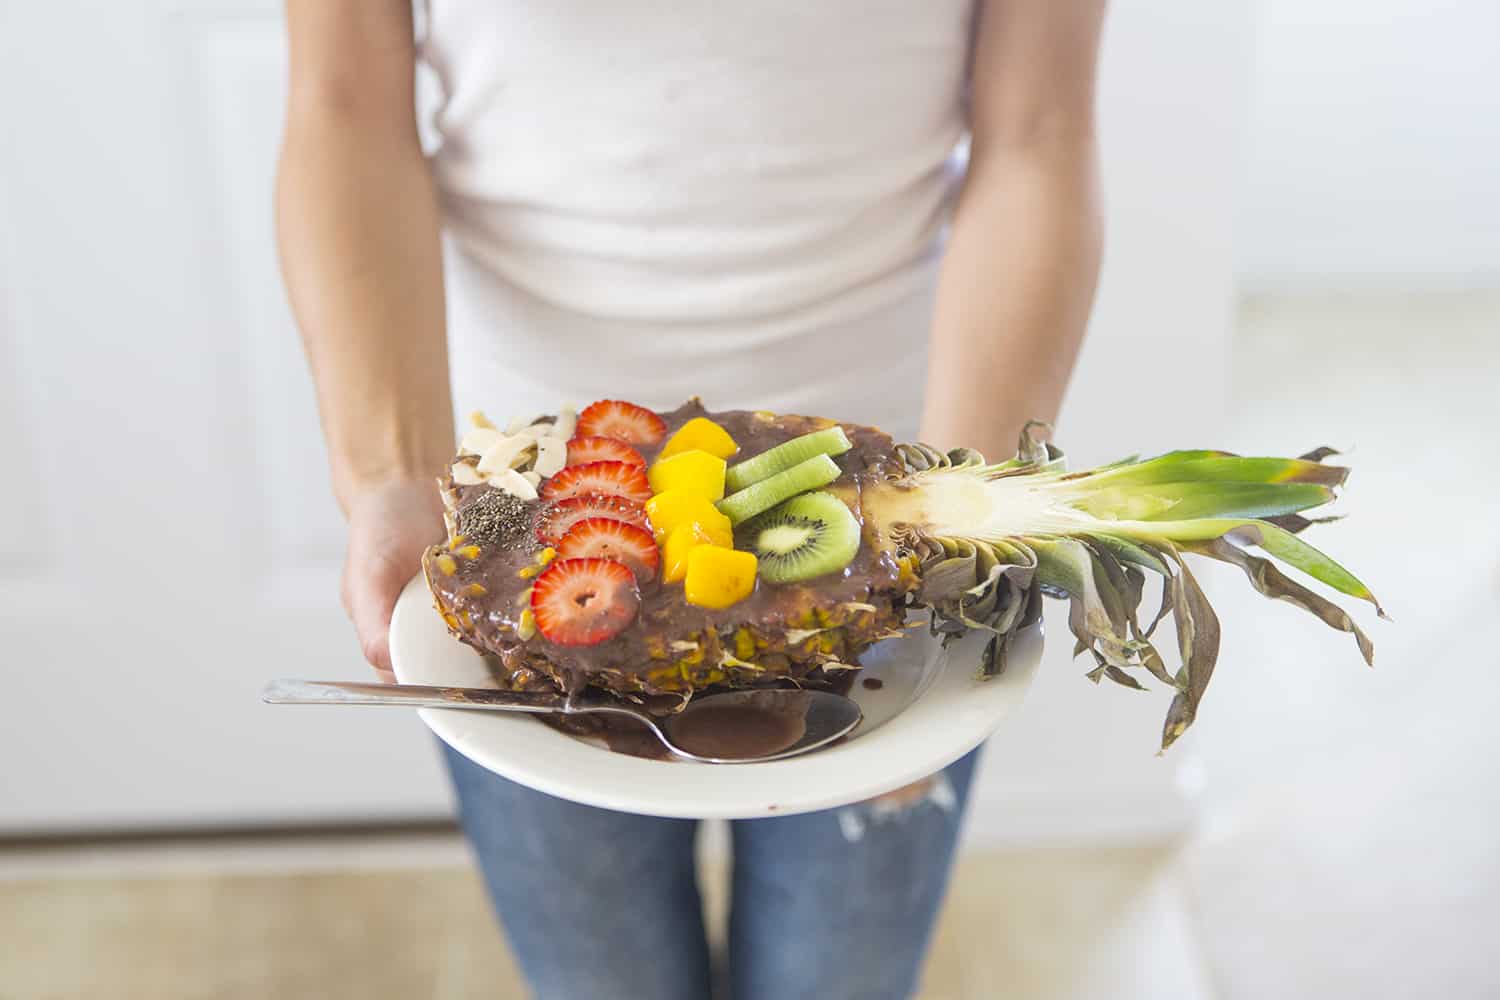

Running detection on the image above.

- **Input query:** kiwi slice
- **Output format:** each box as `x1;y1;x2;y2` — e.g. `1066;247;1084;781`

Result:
742;491;862;584
725;427;852;493
716;454;841;525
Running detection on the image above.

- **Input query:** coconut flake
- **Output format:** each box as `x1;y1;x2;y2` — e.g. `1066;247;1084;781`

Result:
534;437;567;478
459;427;503;457
451;462;485;486
504;414;539;434
487;467;538;500
553;405;578;441
476;435;533;475
521;470;542;487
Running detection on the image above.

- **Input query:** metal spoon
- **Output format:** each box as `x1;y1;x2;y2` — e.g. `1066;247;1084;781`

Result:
262;679;862;764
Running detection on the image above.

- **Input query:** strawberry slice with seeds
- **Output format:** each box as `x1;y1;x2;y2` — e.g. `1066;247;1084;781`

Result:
556;518;660;582
530;558;640;647
566;436;647;469
539;460;652;502
575;400;667;446
535;495;649;546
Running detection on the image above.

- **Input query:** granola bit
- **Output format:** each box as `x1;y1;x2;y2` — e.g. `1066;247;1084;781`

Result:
465;582;488;597
435;553;458;576
455;544;482;560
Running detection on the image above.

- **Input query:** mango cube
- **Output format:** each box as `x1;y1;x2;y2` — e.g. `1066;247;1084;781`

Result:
660;516;735;583
684;546;758;609
648;449;726;502
645;490;729;541
659;417;739;460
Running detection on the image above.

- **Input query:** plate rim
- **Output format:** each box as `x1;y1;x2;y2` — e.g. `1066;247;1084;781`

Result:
390;576;1043;818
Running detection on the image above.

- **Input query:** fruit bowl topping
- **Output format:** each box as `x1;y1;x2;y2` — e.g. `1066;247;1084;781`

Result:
555;518;661;583
574;400;667;446
645;491;727;542
684;547;758;610
647;449;727;502
452;410;575;499
740;491;861;584
725;426;851;493
530;557;641;646
539;460;653;502
566;436;647;469
717;454;841;525
535;495;650;546
661;513;735;584
659;417;739;460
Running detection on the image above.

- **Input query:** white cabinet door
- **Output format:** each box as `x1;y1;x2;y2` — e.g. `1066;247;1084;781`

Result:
0;1;450;832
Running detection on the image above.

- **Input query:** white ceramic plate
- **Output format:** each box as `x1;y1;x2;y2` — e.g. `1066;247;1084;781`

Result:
390;576;1043;818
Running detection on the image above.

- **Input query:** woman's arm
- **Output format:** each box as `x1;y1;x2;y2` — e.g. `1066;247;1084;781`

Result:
277;0;450;677
919;0;1107;459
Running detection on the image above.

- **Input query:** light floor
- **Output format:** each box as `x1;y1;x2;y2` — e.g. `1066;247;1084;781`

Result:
4;290;1497;999
1183;288;1500;1000
0;835;1202;1000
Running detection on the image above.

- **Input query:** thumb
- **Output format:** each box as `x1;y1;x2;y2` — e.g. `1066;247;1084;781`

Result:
340;479;447;681
343;532;432;681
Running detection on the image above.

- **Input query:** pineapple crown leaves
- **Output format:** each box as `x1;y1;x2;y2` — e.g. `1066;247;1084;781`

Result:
867;425;1383;752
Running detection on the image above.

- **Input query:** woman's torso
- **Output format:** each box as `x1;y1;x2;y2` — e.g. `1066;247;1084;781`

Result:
421;0;973;438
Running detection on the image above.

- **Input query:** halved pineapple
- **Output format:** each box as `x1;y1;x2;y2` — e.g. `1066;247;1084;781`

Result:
425;401;1381;751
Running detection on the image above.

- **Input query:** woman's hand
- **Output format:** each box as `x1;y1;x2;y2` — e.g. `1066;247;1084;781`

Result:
340;478;446;682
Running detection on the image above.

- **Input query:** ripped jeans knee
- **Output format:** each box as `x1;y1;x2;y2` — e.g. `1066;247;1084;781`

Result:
836;771;958;842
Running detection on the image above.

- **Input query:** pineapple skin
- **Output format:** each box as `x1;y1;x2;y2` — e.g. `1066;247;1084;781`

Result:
428;566;914;699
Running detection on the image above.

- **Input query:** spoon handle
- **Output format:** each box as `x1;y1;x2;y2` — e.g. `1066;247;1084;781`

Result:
262;679;569;714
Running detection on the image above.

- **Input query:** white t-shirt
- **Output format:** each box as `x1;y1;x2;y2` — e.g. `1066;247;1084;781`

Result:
420;0;973;440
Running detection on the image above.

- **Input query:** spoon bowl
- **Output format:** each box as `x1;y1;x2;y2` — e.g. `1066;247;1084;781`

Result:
262;680;862;764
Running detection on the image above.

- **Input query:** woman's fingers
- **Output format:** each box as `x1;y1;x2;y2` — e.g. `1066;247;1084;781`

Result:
344;541;417;672
341;479;447;681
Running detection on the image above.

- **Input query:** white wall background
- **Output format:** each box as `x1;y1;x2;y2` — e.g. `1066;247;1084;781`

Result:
3;0;1490;840
1237;0;1500;288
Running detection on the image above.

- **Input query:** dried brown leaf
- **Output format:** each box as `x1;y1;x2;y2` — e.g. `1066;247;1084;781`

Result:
1186;538;1375;665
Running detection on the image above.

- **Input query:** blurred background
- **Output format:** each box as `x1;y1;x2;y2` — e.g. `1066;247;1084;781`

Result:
2;1;1496;997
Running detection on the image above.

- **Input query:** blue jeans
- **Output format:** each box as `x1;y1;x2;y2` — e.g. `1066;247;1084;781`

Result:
443;744;980;1000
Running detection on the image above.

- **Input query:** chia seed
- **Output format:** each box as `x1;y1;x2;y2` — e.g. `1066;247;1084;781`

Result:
457;490;535;549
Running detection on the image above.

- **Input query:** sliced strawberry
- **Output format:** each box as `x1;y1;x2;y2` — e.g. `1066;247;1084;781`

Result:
566;436;647;469
530;558;640;647
575;400;667;446
535;495;650;545
556;518;660;582
539;460;652;503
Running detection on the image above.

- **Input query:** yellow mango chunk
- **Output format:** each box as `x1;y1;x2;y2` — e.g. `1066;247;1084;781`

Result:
648;449;726;502
684;546;758;609
644;490;726;541
660;517;735;583
659;417;739;460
